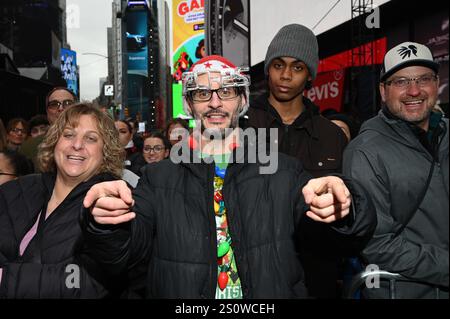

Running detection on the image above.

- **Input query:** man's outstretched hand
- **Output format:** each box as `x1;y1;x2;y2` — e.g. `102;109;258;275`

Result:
83;180;136;225
302;176;351;223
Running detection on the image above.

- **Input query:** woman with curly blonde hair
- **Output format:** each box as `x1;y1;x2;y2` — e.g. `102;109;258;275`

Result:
0;103;125;298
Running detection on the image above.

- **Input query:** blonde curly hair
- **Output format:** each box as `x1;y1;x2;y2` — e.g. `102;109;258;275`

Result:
38;103;124;178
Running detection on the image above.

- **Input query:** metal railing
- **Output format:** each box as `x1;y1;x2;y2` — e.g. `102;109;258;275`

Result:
345;269;442;299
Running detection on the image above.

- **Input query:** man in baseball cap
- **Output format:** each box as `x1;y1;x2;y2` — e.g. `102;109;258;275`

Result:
343;42;448;298
380;41;439;82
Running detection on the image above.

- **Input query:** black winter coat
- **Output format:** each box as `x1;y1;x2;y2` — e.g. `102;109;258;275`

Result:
246;95;348;178
84;148;376;299
246;95;350;298
0;173;118;298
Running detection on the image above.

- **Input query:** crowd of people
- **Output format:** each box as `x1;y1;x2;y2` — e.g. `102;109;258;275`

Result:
0;23;447;300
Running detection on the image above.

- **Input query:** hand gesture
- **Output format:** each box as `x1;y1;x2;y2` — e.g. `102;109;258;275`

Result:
83;180;136;225
302;176;351;223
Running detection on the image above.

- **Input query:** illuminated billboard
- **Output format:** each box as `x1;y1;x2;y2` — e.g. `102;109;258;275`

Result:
172;0;205;118
126;9;149;121
60;48;78;97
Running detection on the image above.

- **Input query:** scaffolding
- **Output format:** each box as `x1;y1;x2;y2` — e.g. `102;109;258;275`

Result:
350;0;378;119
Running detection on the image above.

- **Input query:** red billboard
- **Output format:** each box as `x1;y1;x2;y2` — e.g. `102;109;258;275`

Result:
305;69;346;112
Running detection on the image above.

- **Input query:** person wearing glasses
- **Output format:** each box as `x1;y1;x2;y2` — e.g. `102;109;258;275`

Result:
142;131;170;164
343;42;448;299
5;118;28;151
19;87;77;172
80;55;376;299
0;150;33;186
45;87;77;125
0;103;124;298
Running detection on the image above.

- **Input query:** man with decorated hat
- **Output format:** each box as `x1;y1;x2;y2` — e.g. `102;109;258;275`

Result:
81;55;375;299
343;42;448;298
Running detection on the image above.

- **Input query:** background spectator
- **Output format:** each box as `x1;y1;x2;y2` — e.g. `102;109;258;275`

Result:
0;150;34;185
28;115;50;138
6;118;28;151
0;103;124;298
165;118;190;146
142;131;171;164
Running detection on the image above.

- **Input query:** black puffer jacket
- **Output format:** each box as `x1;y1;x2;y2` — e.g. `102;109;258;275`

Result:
84;147;376;299
0;173;118;298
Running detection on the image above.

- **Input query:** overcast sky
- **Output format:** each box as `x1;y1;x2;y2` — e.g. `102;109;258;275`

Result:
251;0;390;64
66;0;390;101
67;0;113;101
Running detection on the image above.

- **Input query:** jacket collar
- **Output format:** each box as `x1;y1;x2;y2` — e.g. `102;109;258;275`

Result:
39;172;117;203
253;94;320;139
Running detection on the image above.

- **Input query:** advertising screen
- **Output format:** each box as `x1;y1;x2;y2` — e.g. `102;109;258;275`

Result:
127;9;150;121
60;48;78;97
172;0;205;118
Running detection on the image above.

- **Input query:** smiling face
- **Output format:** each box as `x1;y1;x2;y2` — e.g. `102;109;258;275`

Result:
268;57;311;103
380;66;439;130
143;137;169;164
188;72;244;138
54;114;104;183
46;89;76;124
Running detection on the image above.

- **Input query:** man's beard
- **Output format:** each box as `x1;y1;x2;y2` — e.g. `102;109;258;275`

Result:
195;110;240;140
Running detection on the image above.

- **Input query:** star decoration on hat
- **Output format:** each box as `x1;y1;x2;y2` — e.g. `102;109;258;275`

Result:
204;62;212;69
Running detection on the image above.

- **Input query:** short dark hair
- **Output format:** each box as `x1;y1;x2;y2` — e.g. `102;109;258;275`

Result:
145;130;172;150
196;39;205;59
115;120;133;134
322;109;360;140
28;114;50;130
45;87;77;106
165;118;190;137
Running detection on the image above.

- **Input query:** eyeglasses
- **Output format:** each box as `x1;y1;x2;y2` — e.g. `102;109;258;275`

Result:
0;172;17;177
10;127;26;135
47;99;75;110
189;87;239;102
384;74;438;89
143;145;166;153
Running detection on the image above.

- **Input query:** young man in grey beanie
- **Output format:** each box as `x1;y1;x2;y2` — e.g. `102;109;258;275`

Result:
246;24;350;299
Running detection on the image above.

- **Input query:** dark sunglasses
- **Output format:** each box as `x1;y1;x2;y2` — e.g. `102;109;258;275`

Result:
47;99;75;110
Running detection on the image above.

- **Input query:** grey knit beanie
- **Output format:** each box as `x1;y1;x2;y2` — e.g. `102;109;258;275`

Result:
264;24;319;80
